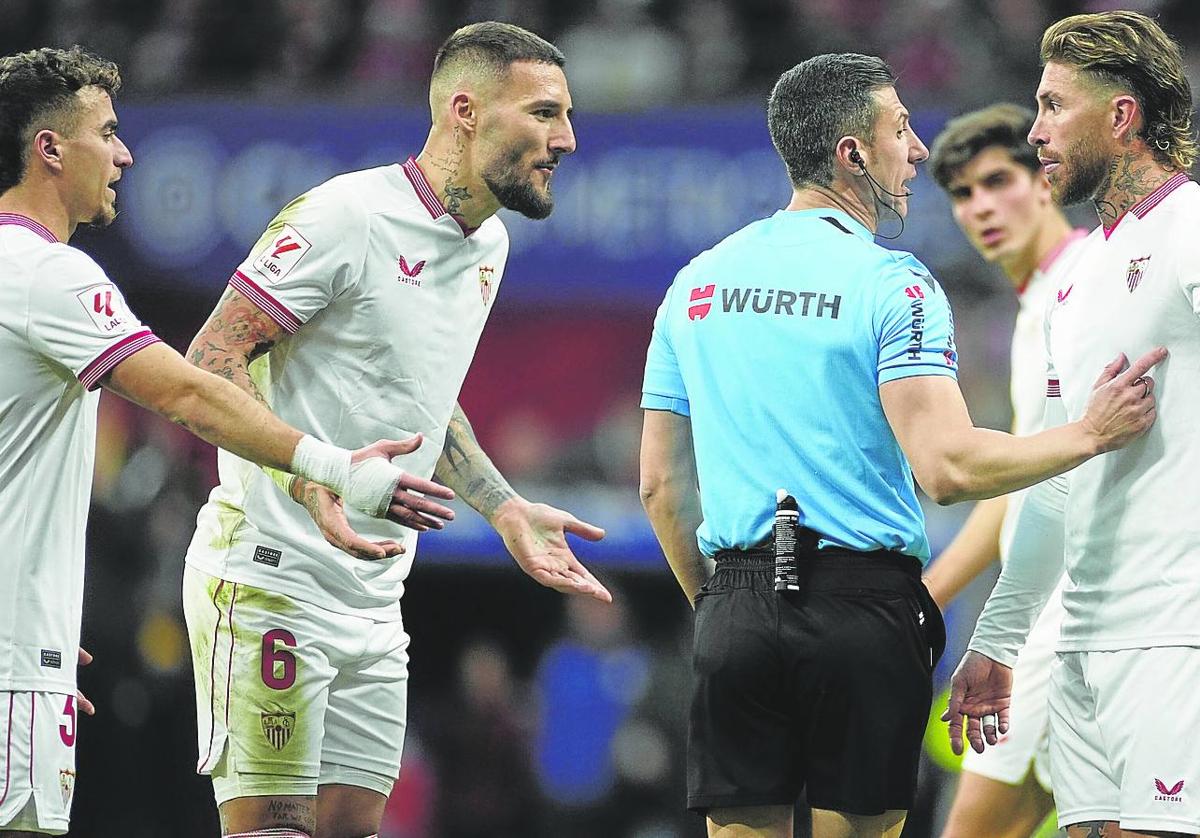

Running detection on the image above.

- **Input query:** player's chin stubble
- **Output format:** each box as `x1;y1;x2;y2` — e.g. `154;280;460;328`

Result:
482;151;554;220
1054;137;1109;207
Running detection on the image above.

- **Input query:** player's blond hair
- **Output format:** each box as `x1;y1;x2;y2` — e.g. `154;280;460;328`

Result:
1041;11;1196;171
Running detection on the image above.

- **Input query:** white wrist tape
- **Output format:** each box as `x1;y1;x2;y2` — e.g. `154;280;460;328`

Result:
291;435;403;518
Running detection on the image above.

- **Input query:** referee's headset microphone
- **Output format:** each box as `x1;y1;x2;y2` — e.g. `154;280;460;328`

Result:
849;146;908;240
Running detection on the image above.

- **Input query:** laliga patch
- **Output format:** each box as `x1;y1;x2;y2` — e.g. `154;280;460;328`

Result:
253;224;312;284
75;283;131;335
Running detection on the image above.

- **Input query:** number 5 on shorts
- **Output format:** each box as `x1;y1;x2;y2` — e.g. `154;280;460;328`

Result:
262;628;297;690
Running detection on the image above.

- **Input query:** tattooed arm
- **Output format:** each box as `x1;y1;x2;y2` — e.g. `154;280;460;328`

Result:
181;287;451;559
187;285;282;406
434;402;517;522
434;402;611;601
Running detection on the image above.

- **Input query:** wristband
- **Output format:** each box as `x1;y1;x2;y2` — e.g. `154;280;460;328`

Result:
291;435;404;518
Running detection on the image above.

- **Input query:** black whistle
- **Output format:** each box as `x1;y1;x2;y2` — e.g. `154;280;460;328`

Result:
774;488;800;592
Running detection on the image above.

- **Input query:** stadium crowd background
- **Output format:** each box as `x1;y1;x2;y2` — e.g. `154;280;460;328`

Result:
4;0;1198;836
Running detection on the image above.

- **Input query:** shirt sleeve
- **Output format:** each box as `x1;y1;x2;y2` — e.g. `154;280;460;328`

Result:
641;283;690;416
25;247;161;391
967;473;1068;667
876;258;959;384
229;187;370;334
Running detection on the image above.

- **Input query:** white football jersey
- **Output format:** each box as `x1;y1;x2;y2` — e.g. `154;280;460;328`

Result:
1044;174;1200;650
0;214;159;693
185;159;509;618
998;229;1088;561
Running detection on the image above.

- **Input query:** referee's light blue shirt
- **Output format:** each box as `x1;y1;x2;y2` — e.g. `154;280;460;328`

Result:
641;209;959;563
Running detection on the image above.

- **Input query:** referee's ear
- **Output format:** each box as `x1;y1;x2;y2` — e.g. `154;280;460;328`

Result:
835;136;866;178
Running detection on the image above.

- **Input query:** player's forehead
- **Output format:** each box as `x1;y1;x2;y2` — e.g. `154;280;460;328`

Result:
499;60;572;110
1036;61;1086;102
950;146;1027;187
74;86;117;128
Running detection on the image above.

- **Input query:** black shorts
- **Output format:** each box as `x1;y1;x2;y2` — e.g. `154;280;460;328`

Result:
687;549;945;816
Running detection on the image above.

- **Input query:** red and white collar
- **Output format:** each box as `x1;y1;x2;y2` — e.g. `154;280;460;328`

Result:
0;213;58;243
400;156;478;236
1103;171;1191;239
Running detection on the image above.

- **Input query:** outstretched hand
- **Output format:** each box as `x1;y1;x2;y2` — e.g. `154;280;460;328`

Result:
942;650;1012;755
351;434;457;530
493;499;612;602
297;433;456;560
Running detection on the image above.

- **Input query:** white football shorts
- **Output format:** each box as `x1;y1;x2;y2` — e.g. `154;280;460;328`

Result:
0;690;79;835
1050;646;1200;833
183;566;410;804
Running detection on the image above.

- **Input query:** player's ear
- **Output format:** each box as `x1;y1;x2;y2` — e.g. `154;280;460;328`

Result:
32;128;65;173
1110;92;1140;144
450;90;479;135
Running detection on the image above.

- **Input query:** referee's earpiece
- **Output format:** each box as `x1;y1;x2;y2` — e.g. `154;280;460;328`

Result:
849;148;864;168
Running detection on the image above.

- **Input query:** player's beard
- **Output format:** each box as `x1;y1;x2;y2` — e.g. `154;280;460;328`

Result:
1053;135;1110;207
482;149;555;220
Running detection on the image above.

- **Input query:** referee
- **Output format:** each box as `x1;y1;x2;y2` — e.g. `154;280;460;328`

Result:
638;53;1163;838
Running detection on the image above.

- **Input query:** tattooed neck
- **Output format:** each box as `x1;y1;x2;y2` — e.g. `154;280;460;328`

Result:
1093;151;1174;228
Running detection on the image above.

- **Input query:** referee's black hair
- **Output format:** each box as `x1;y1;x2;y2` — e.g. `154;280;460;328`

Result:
433;21;565;81
768;53;896;189
0;45;121;195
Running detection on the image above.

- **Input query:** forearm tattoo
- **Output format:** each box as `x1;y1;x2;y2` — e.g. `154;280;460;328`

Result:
188;287;278;406
436;403;516;520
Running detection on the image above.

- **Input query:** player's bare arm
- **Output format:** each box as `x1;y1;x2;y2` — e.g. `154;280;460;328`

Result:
187;284;280;405
880;346;1164;504
639;409;707;606
434;401;612;602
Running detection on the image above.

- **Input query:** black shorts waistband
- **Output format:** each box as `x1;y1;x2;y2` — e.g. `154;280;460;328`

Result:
711;547;922;592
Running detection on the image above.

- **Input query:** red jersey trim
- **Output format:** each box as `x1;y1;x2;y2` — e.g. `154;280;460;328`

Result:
230;270;303;334
0;213;58;243
1046;378;1061;398
0;693;12;808
1103;172;1191;239
401;156;479;236
402;157;448;221
78;329;162;390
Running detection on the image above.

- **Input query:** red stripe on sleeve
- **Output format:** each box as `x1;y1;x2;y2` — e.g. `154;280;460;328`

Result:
229;271;303;334
78;329;163;390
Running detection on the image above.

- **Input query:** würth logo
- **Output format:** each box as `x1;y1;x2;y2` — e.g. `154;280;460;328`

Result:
1155;778;1184;801
688;284;715;320
399;256;426;277
93;290;114;317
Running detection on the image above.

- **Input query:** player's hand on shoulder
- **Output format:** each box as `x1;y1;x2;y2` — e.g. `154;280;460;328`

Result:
1081;347;1167;453
942;650;1012;756
493;498;612;603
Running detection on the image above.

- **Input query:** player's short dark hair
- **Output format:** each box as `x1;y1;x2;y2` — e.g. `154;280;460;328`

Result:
1041;11;1196;171
0;45;121;195
433;21;564;82
929;104;1041;190
768;53;897;188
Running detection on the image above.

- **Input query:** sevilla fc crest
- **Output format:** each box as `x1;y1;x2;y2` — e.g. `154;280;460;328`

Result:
1126;255;1151;292
261;711;296;751
59;769;76;808
479;265;495;305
